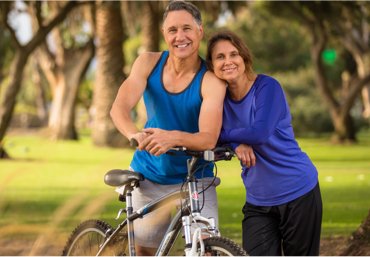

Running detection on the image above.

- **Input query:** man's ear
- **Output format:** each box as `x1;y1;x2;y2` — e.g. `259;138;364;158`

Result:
199;25;204;38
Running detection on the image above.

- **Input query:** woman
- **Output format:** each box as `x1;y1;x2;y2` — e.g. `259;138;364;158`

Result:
206;30;322;256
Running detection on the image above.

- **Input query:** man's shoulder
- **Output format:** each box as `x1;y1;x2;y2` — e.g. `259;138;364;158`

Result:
203;70;226;87
200;71;227;99
133;52;164;76
137;51;163;64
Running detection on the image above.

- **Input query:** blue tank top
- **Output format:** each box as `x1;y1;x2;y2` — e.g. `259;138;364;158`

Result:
130;51;214;184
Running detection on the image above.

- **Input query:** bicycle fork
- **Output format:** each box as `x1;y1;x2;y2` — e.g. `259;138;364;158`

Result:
182;179;220;256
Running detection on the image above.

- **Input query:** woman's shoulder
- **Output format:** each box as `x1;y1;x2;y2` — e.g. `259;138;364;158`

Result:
255;74;282;89
256;74;280;85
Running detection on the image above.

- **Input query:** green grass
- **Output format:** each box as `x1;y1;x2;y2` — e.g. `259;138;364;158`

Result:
0;131;370;248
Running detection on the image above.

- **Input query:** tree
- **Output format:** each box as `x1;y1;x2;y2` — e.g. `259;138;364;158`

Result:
140;1;164;52
0;26;14;84
91;1;127;147
342;208;370;256
0;1;80;158
266;2;370;143
33;2;95;140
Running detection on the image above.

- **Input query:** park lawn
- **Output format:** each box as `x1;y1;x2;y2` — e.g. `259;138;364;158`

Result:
0;131;369;248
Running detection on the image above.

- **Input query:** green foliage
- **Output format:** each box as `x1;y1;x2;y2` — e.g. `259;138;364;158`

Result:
210;3;335;135
273;67;333;136
123;35;142;73
226;3;311;73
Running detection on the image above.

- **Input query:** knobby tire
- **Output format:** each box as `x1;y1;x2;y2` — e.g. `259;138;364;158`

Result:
200;236;248;256
62;219;128;256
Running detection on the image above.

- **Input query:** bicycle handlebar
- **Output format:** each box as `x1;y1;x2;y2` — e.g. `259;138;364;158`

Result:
129;138;234;162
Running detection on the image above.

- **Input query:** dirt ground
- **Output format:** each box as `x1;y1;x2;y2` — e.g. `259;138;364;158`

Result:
0;236;366;256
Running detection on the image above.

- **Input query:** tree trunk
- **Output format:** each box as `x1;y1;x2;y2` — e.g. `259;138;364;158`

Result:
0;52;27;158
92;1;128;147
31;2;95;140
0;1;79;158
141;1;161;52
308;13;358;143
341;209;370;256
330;112;356;143
362;86;370;119
46;40;94;140
32;59;48;126
0;52;28;140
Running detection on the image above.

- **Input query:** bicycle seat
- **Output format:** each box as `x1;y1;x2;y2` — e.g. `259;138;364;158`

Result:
104;169;144;187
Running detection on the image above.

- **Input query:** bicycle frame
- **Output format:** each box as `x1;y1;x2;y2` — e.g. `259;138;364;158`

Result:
97;155;220;256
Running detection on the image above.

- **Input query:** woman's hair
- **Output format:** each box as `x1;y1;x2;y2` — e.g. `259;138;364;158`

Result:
163;1;202;26
206;30;254;79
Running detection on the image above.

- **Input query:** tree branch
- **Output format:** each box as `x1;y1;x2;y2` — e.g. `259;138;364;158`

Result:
25;1;81;54
0;2;21;49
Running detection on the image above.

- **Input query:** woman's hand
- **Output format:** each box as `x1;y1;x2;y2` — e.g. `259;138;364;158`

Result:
235;144;256;168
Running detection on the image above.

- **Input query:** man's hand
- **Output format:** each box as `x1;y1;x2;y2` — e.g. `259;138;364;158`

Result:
130;131;150;148
140;128;175;156
235;144;256;168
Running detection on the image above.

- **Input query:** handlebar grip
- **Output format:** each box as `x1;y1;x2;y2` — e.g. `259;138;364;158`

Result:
130;138;139;148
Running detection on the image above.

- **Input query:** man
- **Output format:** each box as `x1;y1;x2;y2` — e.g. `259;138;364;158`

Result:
110;1;226;255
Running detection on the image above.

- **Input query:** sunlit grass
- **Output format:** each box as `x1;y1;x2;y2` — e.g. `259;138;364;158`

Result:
0;130;370;247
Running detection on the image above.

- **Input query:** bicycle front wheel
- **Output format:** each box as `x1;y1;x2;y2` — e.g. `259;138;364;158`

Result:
200;236;248;256
62;219;128;256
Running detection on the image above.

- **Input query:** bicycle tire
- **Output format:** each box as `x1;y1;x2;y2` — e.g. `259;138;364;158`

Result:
62;219;128;256
199;236;248;256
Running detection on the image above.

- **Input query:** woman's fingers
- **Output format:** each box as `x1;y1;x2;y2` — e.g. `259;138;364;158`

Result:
237;148;256;168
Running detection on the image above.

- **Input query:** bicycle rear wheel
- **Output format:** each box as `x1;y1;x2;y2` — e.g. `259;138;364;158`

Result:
200;236;248;256
62;219;128;256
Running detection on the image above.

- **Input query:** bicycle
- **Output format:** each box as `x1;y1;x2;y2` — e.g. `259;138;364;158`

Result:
62;140;247;256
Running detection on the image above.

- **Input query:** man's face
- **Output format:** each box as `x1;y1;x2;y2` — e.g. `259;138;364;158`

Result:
162;10;204;59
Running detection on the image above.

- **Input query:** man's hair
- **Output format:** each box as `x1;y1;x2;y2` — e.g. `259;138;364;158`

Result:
163;1;202;26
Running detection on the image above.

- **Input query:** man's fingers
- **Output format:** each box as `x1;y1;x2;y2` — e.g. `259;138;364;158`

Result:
142;128;156;134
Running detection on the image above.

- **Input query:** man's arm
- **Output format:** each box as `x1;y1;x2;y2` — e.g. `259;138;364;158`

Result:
110;52;159;143
141;71;226;155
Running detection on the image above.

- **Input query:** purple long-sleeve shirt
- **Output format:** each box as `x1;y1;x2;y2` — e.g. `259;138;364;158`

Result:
220;74;318;206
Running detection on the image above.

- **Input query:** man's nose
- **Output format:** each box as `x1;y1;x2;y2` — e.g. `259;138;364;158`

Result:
176;30;186;40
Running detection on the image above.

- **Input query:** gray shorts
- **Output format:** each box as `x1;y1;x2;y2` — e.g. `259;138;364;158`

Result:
131;176;220;248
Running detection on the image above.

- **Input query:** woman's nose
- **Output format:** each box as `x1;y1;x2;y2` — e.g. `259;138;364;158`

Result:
224;57;233;64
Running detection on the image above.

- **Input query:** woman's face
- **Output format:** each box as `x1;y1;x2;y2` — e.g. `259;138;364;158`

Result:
211;40;245;82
